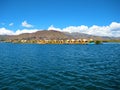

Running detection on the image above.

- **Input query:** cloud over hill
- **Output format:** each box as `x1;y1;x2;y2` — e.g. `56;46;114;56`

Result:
48;22;120;37
0;22;120;37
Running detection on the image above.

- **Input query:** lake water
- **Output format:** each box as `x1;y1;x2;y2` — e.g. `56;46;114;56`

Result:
0;43;120;90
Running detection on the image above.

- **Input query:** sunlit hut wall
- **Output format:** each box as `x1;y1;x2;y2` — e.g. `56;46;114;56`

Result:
37;40;46;44
81;39;88;44
76;39;82;44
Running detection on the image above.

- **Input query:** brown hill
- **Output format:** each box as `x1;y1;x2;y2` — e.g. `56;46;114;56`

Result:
8;30;73;40
0;30;120;41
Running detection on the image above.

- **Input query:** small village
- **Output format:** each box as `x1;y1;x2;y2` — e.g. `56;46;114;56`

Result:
5;38;99;44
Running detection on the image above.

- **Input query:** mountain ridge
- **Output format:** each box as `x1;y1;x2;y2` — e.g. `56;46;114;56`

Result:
0;30;120;41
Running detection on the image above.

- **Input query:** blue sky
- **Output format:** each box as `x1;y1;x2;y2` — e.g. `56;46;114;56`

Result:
0;0;120;37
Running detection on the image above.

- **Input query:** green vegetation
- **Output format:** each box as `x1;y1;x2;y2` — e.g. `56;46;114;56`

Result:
95;40;102;44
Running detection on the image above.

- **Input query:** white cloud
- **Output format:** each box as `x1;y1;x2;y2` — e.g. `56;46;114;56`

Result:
0;28;38;35
0;28;14;35
48;22;120;37
9;23;14;26
62;25;88;33
48;25;61;31
14;29;38;35
110;22;120;29
21;21;33;28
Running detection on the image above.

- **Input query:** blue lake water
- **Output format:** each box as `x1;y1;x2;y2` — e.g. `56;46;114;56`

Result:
0;43;120;90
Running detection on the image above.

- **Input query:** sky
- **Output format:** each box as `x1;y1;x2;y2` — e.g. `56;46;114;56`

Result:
0;0;120;37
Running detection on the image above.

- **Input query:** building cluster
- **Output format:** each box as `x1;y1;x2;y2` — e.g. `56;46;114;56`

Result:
8;39;94;44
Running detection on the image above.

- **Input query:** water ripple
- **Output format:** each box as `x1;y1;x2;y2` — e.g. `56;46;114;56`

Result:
0;43;120;90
